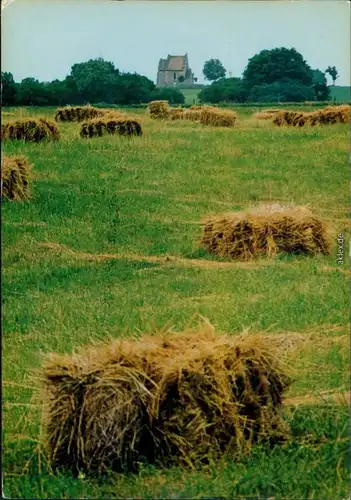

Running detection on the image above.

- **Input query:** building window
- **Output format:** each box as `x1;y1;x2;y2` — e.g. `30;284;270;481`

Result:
173;72;176;81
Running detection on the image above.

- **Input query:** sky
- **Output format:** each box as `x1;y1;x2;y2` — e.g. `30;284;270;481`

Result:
2;0;350;86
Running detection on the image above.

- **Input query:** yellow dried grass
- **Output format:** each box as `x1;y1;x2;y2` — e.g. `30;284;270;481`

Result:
148;101;169;120
202;204;332;261
273;105;350;127
168;108;185;121
200;108;237;127
42;324;292;474
1;154;32;201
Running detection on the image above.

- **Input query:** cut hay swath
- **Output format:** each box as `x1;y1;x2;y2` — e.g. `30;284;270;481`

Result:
201;204;331;261
1;118;60;142
200;107;237;127
148;100;169;120
273;105;350;127
1;154;32;201
80;116;142;138
54;106;105;122
42;324;292;475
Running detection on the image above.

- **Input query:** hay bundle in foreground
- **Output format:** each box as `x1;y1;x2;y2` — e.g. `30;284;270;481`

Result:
1;154;32;200
1;118;60;142
148;100;169;120
200;107;237;127
54;106;105;122
168;108;185;120
80;116;142;138
202;204;331;260
42;326;292;475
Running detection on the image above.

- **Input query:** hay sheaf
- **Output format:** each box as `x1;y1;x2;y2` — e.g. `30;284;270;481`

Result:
1;118;60;142
1;154;32;200
184;109;203;122
80;116;142;138
148;100;169;120
54;106;105;122
200;108;237;127
273;105;350;127
168;108;185;121
202;204;331;261
42;326;292;474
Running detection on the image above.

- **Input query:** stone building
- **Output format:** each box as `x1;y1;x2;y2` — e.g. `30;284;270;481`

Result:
156;54;195;87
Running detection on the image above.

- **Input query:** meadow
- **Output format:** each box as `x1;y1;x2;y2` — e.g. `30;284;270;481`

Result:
2;105;350;499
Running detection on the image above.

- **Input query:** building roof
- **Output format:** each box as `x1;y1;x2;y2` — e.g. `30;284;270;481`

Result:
158;55;187;72
166;55;186;71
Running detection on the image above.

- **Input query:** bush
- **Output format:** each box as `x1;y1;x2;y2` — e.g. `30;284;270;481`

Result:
149;88;185;105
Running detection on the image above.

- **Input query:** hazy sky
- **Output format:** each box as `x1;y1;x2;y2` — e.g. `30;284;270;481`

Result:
2;0;350;86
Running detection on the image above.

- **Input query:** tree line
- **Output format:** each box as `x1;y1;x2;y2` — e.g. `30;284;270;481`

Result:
200;49;339;103
1;58;185;107
1;48;340;107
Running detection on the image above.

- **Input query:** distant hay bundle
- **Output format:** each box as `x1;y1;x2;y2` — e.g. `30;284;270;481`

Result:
184;109;203;121
315;105;350;125
42;325;292;475
148;100;169;120
168;108;185;120
254;109;283;120
273;106;350;127
202;204;331;261
1;118;60;142
54;106;105;122
200;108;237;127
80;116;142;138
1;154;32;200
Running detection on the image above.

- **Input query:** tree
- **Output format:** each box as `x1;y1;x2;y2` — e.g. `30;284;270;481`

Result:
203;59;226;82
199;77;247;103
178;75;185;83
110;73;155;105
149;88;184;105
312;69;330;101
243;47;313;90
16;77;50;105
325;65;339;86
1;72;17;105
70;58;119;103
248;80;315;103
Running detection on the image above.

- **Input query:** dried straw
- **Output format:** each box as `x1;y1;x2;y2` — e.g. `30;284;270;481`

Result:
80;116;142;138
202;204;331;260
54;106;105;122
1;154;32;200
148;101;169;120
42;325;293;475
2;118;60;142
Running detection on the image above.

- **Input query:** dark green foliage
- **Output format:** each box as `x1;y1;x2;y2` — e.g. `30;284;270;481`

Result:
149;88;185;105
243;47;313;90
203;59;227;82
248;81;316;103
325;65;339;86
312;70;330;101
2;72;17;105
199;78;247;103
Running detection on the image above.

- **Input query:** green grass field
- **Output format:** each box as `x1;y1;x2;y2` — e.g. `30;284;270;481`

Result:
2;106;350;499
329;85;351;103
